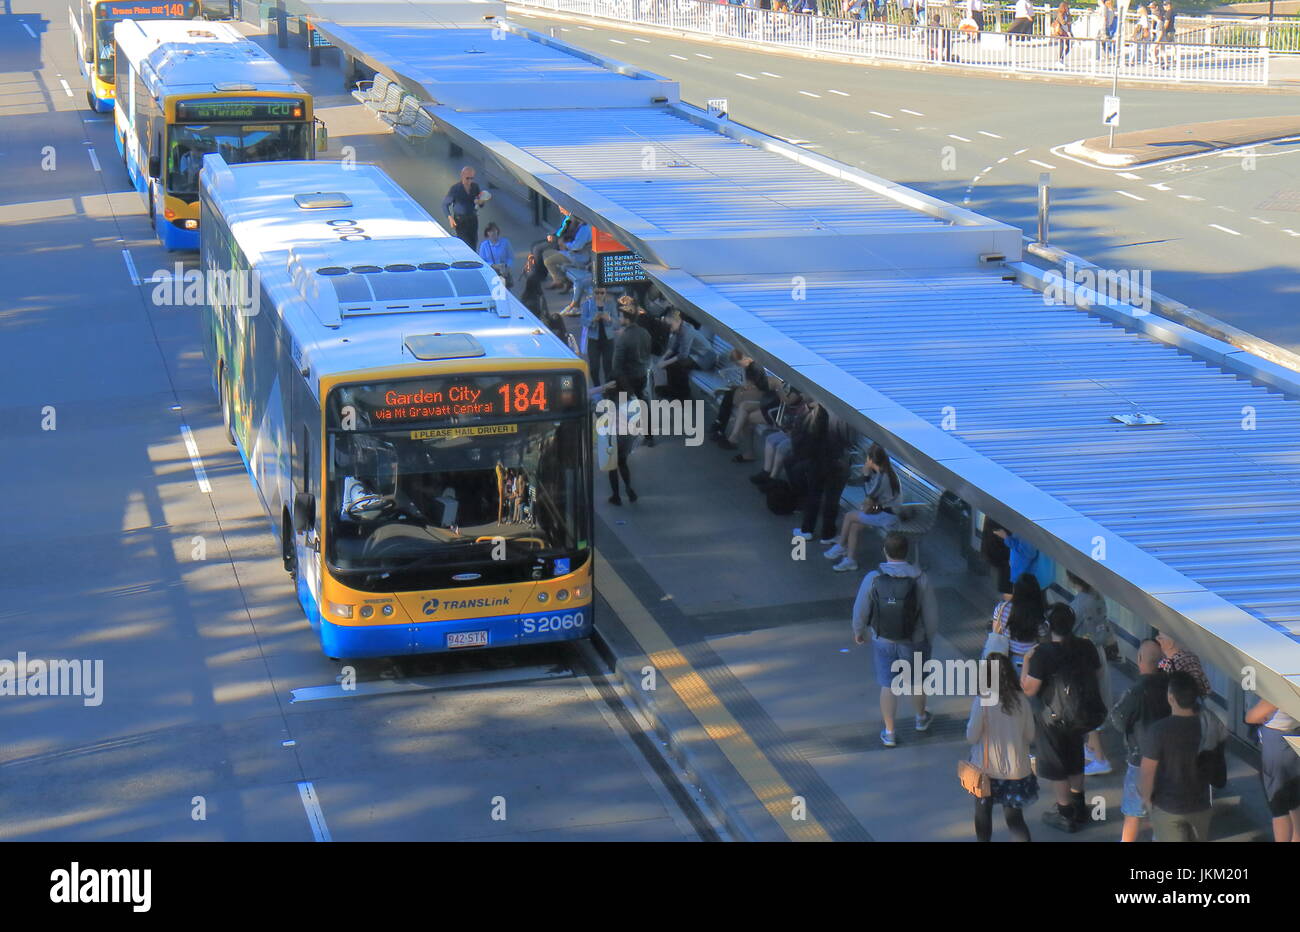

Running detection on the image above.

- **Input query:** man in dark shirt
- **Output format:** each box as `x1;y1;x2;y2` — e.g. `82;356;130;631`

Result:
1022;603;1103;833
611;303;651;400
1109;638;1170;841
442;166;482;248
656;308;697;402
1140;670;1224;842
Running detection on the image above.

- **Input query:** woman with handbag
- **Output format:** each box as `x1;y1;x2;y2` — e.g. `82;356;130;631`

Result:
1051;1;1073;62
964;652;1038;841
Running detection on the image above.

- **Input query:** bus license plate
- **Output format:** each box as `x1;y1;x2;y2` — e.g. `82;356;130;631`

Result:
447;630;488;649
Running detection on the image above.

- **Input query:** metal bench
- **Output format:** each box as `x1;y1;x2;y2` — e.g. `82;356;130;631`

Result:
387;97;435;141
841;454;944;566
351;72;391;108
369;80;405;118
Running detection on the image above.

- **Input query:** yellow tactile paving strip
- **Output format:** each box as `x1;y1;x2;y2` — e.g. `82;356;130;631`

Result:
595;552;831;842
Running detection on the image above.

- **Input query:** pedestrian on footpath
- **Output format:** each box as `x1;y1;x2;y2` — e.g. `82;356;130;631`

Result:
990;523;1038;587
1022;603;1107;833
1051;1;1073;62
966;652;1037;841
1008;0;1033;35
1109;638;1170;842
1139;670;1227;842
602;375;643;506
851;532;939;748
990;572;1045;677
981;518;1012;597
611;301;652;403
1245;697;1300;842
791;412;854;545
1067;572;1114;775
477;222;514;289
1095;0;1117;61
442;166;485;248
581;286;617;388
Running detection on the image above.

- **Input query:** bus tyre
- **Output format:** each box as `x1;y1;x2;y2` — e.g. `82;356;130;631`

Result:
219;374;236;446
281;514;296;577
86;90;96;111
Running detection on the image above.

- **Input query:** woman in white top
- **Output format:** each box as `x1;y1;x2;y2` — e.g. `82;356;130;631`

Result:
1246;698;1300;842
966;652;1038;841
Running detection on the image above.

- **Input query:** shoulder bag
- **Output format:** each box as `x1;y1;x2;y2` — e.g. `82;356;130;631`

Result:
982;601;1012;658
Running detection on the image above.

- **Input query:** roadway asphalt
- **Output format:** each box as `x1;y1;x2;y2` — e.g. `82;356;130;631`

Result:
511;9;1300;353
0;1;705;841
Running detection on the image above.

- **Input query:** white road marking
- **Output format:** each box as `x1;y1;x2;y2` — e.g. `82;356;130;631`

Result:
1028;158;1056;169
947;134;971;142
827;88;849;96
23;22;37;38
180;424;212;494
1014;147;1028;155
121;249;140;285
1178;194;1204;201
1115;190;1146;201
1149;182;1171;191
609;38;626;44
59;79;73;97
978;130;1002;138
1249;216;1274;224
981;165;992;173
633;36;651;42
1283;229;1300;237
1209;223;1241;236
669;53;688;60
801;90;822;98
297;782;332;842
1117;171;1142;180
996;157;1008;163
761;71;782;77
868;110;892;118
899;108;923;116
696;52;713;58
736;72;756;79
578;25;594;30
87;148;101;172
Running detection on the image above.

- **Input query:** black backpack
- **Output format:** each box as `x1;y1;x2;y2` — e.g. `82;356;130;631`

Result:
765;479;796;515
870;573;920;642
1043;640;1107;732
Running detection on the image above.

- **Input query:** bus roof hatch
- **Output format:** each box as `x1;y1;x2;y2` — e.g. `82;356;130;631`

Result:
404;333;486;361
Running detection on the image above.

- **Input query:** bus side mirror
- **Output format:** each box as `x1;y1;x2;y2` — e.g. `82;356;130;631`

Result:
315;120;328;154
148;155;160;179
293;492;315;532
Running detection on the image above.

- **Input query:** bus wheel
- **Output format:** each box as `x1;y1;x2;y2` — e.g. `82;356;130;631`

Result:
85;90;96;111
219;372;236;446
281;513;297;577
147;182;156;225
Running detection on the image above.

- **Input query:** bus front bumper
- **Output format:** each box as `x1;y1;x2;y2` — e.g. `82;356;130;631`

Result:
317;604;593;659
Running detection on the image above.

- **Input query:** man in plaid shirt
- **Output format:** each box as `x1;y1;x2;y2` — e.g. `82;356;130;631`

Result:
1156;632;1212;697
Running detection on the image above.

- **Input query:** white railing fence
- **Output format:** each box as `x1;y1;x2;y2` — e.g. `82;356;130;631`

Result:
513;0;1270;85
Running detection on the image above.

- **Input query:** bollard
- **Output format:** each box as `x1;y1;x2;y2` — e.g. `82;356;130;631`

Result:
1040;170;1050;243
276;0;287;48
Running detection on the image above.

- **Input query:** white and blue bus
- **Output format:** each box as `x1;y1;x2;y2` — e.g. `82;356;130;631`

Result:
199;157;594;660
115;20;315;249
70;0;200;112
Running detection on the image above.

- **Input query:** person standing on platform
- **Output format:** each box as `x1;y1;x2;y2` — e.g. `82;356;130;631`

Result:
442;166;485;248
1139;670;1227;842
581;286;617;389
1246;697;1300;842
1109;638;1170;841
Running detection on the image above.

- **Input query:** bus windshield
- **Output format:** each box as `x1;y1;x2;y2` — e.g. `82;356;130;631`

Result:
167;122;308;194
325;418;591;593
95;21;119;80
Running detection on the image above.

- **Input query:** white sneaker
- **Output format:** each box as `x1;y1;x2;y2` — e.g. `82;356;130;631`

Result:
832;557;858;573
823;544;845;560
1084;758;1113;776
819;537;838;546
792;529;813;541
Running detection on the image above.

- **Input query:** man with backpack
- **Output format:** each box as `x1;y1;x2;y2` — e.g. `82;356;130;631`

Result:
1022;603;1107;833
1139;670;1227;842
851;533;939;748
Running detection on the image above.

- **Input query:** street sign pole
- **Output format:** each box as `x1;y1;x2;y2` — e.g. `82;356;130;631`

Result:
1109;0;1131;148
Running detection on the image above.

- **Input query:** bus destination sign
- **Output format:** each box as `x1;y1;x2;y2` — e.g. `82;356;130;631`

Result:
175;97;305;123
596;250;647;286
335;373;585;429
98;2;193;17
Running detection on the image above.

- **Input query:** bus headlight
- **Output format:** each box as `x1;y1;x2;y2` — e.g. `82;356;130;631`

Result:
535;591;549;603
359;605;374;619
327;601;354;619
381;604;394;617
555;589;570;602
184;219;198;230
